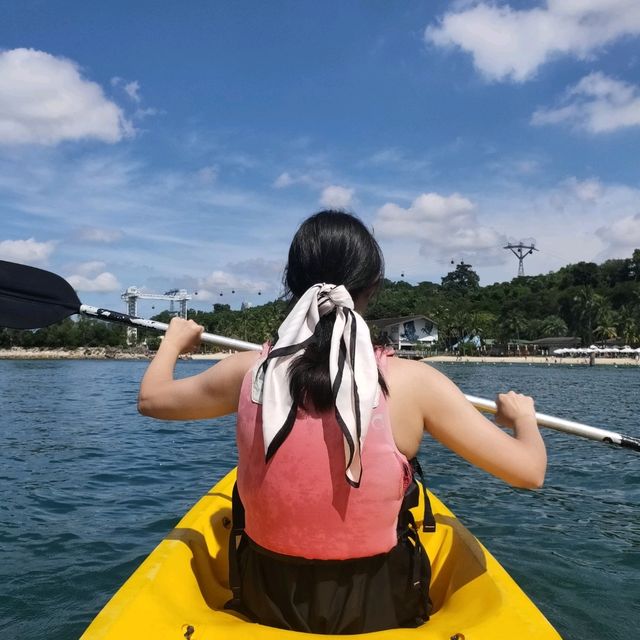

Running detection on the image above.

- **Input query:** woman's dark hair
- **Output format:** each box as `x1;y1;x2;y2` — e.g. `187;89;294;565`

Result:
284;210;387;411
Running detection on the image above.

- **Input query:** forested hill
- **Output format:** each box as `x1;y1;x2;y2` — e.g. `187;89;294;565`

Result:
2;249;639;350
365;249;640;347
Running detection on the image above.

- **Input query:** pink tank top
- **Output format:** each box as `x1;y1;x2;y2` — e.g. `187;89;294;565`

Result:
236;348;412;560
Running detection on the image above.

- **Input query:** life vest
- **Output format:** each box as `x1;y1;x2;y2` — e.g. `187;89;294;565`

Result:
236;348;411;559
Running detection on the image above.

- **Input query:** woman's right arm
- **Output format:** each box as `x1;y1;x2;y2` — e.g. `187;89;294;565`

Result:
398;360;547;489
137;317;260;420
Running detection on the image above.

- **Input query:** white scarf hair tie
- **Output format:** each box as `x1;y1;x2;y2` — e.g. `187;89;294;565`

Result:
252;283;379;487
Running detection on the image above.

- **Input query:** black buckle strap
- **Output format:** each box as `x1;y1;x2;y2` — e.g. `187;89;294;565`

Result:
410;458;436;533
225;482;245;609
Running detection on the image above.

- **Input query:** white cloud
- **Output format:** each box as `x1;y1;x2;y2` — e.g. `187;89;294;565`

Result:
368;148;405;165
320;185;354;208
373;192;505;264
72;261;107;277
0;238;55;264
374;178;640;284
124;81;141;103
0;48;133;145
272;171;320;189
197;269;268;298
596;213;640;248
111;76;141;103
76;227;124;243
362;147;431;174
111;76;157;119
273;172;295;188
484;176;640;268
191;259;283;302
563;177;604;202
426;1;640;82
66;270;121;292
532;73;640;133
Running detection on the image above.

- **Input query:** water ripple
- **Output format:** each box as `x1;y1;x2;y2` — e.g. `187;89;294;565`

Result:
0;360;637;640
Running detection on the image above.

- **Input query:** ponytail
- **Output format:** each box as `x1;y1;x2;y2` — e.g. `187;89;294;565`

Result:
283;211;387;411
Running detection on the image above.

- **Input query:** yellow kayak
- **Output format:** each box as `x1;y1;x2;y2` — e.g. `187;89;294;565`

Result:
82;469;561;639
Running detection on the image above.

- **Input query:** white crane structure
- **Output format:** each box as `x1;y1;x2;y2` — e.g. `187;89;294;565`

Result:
121;286;192;344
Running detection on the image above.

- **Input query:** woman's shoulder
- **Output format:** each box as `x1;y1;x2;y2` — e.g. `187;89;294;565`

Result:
385;354;438;380
384;355;457;403
205;349;262;381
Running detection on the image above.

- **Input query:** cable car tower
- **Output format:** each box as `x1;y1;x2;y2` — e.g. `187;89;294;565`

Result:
504;239;538;277
121;286;192;344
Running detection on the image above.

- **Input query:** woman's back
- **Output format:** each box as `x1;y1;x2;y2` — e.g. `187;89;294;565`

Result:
236;348;412;560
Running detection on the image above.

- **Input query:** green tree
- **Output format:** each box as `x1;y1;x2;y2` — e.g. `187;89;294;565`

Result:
630;249;640;281
499;311;528;343
617;306;639;345
541;315;568;337
468;311;497;341
560;261;601;288
441;262;479;295
571;287;604;344
594;309;619;344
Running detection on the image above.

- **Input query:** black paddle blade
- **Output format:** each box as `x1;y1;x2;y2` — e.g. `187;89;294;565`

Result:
0;260;82;329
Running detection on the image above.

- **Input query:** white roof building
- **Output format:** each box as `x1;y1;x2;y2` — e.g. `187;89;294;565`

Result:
368;315;438;349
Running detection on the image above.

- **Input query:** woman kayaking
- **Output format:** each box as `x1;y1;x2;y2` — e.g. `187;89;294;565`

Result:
137;210;547;634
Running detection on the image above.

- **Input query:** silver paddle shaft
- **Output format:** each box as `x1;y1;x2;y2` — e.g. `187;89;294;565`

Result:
79;305;262;352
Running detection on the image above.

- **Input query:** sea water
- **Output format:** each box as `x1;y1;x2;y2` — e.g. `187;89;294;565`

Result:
0;359;638;639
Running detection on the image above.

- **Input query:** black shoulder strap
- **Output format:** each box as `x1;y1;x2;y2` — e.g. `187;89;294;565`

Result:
410;458;436;533
225;482;245;609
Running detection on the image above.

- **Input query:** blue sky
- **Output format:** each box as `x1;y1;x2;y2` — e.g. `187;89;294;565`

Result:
1;1;640;316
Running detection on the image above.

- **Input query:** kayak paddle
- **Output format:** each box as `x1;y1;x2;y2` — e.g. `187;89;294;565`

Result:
0;260;258;352
1;259;638;452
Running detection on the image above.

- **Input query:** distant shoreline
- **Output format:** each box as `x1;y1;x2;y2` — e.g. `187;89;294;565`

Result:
422;355;640;366
1;348;638;366
0;347;230;361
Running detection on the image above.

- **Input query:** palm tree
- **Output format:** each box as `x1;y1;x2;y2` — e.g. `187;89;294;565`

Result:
499;311;528;344
617;306;639;346
431;307;456;350
468;311;497;343
593;309;619;344
572;287;604;344
541;315;568;337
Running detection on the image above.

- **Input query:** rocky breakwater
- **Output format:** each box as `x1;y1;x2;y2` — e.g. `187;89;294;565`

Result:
0;347;152;360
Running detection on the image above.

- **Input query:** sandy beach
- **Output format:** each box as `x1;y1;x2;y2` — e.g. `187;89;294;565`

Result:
1;347;638;366
190;352;232;360
422;355;640;366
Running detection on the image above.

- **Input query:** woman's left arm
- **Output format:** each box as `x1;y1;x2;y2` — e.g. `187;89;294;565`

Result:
137;317;260;420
